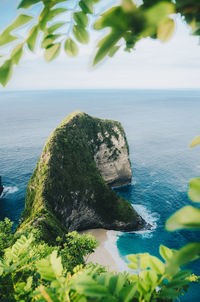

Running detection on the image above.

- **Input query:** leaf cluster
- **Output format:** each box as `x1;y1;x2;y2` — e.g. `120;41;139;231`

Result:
57;231;98;273
0;218;198;302
0;0;200;86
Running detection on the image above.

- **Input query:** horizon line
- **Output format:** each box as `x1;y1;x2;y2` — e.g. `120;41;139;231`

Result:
1;88;200;93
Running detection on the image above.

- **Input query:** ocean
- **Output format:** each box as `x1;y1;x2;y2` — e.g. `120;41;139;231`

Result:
0;89;200;300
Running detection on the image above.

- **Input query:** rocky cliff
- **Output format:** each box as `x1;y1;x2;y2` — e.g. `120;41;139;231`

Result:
0;176;3;196
19;112;145;242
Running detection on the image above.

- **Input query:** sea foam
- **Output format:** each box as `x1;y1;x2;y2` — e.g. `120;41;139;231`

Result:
104;230;127;272
104;204;159;272
131;204;159;238
0;186;19;197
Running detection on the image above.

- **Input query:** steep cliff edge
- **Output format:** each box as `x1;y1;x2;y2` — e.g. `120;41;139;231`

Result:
19;112;145;242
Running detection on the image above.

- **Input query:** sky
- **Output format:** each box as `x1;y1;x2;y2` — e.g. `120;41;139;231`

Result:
0;0;200;90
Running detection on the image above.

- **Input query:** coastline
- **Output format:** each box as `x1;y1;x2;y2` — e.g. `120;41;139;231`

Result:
80;229;127;272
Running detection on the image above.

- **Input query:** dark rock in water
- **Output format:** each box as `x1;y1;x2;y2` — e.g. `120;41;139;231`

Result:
19;111;145;242
0;176;3;196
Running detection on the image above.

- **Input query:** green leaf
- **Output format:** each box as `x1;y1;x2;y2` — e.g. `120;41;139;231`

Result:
64;38;79;57
79;0;94;14
157;18;175;42
166;206;200;231
146;2;175;27
108;45;120;57
72;274;110;298
93;7;126;31
159;245;175;262
0;32;17;47
119;284;137;302
140;253;165;275
190;136;200;148
73;25;89;44
127;254;138;269
113;273;126;296
46;8;67;22
27;25;39;51
6;14;33;32
105;273;126;297
93;31;122;66
188;177;200;203
42;34;61;48
159;287;179;299
36;258;55;281
24;276;33;291
44;43;61;62
122;0;136;13
0;14;33;47
47;22;65;34
11;43;24;65
40;8;67;30
0;60;13;87
128;273;138;283
73;12;88;27
18;0;41;9
50;251;63;277
167;278;190;288
169;243;200;268
142;270;158;286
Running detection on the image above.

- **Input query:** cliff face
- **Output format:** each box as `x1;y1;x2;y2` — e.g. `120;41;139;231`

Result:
19;112;145;242
94;125;132;187
0;176;3;196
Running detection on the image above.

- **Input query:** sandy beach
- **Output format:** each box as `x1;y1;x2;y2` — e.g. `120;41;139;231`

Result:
81;229;120;272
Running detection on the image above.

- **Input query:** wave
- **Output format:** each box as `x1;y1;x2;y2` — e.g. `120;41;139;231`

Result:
131;204;160;238
104;230;128;272
104;205;160;272
0;186;19;197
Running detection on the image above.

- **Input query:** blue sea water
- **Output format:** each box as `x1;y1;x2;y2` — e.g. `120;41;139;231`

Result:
0;89;200;301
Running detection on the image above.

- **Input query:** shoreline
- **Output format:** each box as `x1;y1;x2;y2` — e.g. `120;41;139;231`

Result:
80;229;127;272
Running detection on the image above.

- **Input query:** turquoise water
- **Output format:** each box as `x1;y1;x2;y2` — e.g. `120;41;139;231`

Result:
0;89;200;300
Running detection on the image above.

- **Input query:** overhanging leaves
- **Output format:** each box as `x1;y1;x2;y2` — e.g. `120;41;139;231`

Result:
93;31;122;66
6;14;33;32
11;43;24;64
0;14;33;47
188;177;200;203
157;18;175;42
18;0;41;9
64;38;79;56
27;25;39;51
73;25;89;44
166;205;200;231
44;43;61;61
0;60;13;87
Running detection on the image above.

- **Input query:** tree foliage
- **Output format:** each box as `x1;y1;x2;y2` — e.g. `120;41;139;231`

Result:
0;0;200;86
0;227;198;301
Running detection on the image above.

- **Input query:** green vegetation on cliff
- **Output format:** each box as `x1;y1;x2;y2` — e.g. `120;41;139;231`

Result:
19;111;144;242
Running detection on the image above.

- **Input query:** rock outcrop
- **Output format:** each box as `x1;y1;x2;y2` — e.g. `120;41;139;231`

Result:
94;125;132;187
0;176;3;196
19;112;145;242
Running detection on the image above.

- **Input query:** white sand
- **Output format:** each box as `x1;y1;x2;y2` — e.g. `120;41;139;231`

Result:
80;229;120;272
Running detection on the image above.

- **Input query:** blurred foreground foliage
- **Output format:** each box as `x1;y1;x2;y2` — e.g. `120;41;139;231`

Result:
0;215;199;301
0;0;200;85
